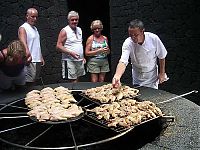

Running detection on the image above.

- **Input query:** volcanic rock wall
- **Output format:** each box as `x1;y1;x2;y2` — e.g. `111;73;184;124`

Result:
110;0;200;104
0;0;69;84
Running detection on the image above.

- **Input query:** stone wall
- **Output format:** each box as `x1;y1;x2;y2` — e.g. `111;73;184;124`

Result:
0;0;69;84
0;0;199;104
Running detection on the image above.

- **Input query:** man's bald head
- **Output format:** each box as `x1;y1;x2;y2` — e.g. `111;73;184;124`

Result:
27;8;38;15
26;8;38;26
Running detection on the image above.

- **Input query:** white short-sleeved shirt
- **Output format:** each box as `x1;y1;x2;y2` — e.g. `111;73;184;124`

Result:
62;25;83;61
120;32;167;88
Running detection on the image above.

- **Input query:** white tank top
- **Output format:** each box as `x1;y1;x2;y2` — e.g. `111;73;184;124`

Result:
62;25;83;61
19;22;41;62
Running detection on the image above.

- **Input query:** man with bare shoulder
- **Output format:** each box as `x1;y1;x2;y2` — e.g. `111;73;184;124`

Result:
56;11;85;83
18;8;45;86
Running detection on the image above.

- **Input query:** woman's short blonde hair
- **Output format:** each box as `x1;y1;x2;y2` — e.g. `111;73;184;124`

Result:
90;20;103;31
6;40;26;62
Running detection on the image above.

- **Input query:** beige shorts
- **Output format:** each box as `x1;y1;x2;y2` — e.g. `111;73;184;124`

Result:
87;58;110;73
25;62;41;82
62;60;85;79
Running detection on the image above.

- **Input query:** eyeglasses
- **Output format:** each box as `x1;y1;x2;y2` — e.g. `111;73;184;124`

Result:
129;32;144;38
93;28;102;31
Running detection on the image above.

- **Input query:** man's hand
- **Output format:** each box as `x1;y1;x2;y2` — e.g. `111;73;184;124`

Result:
41;57;45;66
158;73;169;84
112;77;121;88
83;58;86;64
69;51;80;59
25;52;32;65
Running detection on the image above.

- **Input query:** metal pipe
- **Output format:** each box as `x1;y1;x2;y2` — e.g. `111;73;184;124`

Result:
157;90;198;105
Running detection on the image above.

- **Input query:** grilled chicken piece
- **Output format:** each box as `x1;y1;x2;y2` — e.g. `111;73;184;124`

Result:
54;86;71;93
103;111;110;120
110;108;121;118
26;90;40;97
26;100;42;109
153;107;163;116
64;104;84;116
41;87;54;93
38;111;50;122
108;120;118;127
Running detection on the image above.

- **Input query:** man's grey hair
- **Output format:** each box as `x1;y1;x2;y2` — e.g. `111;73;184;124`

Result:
67;11;79;20
129;19;145;30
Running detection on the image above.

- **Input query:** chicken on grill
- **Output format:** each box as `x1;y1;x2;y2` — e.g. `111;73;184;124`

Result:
84;84;139;103
88;98;163;128
25;86;84;122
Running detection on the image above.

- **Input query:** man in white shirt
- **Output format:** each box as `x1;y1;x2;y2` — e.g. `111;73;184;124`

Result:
112;19;168;89
18;8;45;85
56;11;85;83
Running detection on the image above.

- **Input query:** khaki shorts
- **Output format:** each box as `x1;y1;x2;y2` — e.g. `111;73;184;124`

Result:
87;58;110;73
25;62;41;82
62;60;85;79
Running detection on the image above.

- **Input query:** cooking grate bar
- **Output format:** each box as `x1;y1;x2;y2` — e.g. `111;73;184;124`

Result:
0;97;27;111
76;97;85;105
83;102;97;109
69;123;79;150
0;115;29;119
25;125;54;146
0;112;27;115
83;115;111;130
0;103;29;110
0;122;36;134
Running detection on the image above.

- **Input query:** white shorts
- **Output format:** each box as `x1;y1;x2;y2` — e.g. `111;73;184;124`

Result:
25;62;41;82
0;69;26;90
62;60;85;79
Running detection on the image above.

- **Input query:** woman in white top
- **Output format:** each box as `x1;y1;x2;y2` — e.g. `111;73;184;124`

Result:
112;19;168;89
